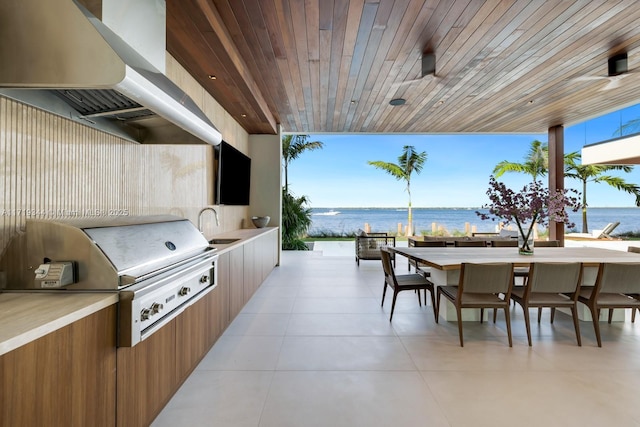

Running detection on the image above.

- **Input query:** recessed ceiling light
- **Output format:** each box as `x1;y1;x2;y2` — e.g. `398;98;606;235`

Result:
389;98;406;106
350;100;356;104
208;75;217;80
241;114;247;118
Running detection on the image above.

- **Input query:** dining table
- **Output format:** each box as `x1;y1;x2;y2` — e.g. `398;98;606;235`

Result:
389;246;640;322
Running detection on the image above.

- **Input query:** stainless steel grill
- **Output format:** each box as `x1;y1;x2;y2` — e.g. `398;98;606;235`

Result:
1;215;218;347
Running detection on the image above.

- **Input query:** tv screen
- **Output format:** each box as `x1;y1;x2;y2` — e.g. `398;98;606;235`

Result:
215;141;251;205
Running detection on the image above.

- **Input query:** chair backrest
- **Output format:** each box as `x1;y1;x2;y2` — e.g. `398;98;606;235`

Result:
459;263;513;294
596;221;620;238
454;240;487;247
595;263;640;294
527;262;582;294
490;240;517;247
413;240;447;247
380;247;396;284
535;240;560;247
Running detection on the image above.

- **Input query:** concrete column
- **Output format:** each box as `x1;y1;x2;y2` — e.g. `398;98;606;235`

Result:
548;125;565;246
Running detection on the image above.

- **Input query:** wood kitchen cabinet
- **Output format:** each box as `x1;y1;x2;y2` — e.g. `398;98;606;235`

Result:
227;247;245;320
117;318;177;427
0;305;117;427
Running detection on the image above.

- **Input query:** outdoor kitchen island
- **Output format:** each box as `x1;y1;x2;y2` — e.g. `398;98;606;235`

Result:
0;226;279;427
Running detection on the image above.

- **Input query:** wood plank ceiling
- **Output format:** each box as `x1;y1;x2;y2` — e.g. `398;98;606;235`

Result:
167;0;640;135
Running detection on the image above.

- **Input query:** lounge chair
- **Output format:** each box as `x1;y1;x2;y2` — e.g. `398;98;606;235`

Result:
596;222;620;239
565;222;621;241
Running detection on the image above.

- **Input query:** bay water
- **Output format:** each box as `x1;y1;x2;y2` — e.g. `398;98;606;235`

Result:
309;207;640;236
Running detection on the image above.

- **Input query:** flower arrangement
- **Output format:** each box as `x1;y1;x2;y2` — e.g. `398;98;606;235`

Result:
476;176;581;254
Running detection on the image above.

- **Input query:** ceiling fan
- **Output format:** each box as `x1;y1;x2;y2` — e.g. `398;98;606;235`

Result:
572;53;634;91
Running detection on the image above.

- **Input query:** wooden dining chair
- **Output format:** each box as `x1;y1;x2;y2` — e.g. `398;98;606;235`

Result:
534;240;560;247
490;239;517;247
627;247;640;322
577;262;640;347
454;240;487;247
510;262;583;346
436;262;514;347
380;247;437;322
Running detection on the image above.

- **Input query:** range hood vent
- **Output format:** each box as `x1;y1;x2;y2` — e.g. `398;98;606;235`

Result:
0;0;222;146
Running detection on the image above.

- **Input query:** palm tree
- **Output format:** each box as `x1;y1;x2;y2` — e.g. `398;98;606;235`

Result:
564;151;640;233
281;134;323;250
282;135;324;190
368;145;427;236
493;139;548;181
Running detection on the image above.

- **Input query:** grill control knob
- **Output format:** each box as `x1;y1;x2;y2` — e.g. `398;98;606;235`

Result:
141;308;151;321
179;287;191;296
200;275;209;284
150;303;164;314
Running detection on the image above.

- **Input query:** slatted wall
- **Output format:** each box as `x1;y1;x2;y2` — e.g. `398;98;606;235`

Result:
0;96;215;257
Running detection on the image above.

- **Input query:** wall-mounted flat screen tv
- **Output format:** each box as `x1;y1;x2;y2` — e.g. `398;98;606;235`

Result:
214;141;251;206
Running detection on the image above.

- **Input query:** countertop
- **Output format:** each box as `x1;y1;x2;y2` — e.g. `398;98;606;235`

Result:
206;226;278;254
0;226;278;356
0;291;119;356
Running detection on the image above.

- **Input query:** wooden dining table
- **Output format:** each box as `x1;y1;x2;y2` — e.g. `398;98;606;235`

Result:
389;246;640;321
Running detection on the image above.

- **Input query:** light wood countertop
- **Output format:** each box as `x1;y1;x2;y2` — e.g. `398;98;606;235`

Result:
0;291;118;356
206;226;278;254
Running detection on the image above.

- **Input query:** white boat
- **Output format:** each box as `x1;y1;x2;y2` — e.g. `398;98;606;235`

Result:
313;209;340;216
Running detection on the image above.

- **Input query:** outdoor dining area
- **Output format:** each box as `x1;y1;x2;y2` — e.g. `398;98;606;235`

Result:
381;243;640;348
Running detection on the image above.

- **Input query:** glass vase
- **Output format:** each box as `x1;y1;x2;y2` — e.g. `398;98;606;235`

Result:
518;228;534;255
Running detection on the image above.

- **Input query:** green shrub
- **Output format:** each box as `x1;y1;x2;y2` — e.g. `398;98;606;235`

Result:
282;189;312;250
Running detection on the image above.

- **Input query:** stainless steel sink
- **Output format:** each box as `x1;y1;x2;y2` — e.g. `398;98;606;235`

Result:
208;238;241;245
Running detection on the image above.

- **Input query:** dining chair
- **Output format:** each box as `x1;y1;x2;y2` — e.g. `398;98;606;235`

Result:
490;240;517;247
510;262;583;346
512;240;560;290
380;247;437;322
537;240;560;247
577;262;640;347
453;240;487;247
627;247;640;322
436;262;514;347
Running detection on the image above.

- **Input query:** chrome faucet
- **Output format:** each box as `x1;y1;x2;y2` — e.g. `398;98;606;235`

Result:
197;207;219;232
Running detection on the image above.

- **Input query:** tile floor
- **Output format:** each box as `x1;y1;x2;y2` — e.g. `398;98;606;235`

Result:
153;250;640;427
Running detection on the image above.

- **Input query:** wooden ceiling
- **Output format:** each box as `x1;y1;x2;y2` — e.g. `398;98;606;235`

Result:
167;0;640;135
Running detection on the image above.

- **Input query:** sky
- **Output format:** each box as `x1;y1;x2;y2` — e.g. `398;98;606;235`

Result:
286;103;640;208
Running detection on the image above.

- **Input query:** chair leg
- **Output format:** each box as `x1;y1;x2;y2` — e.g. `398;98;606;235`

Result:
570;305;582;346
389;290;399;322
492;308;497;323
608;309;613;324
633;308;637;323
590;305;602;347
480;308;484;324
381;282;388;307
522;304;532;347
456;305;464;347
537;307;543;323
428;289;438;322
416;289;423;307
504;307;513;347
435;291;442;324
550;307;556;324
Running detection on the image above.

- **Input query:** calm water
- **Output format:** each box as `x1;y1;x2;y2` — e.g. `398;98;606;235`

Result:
309;207;640;235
